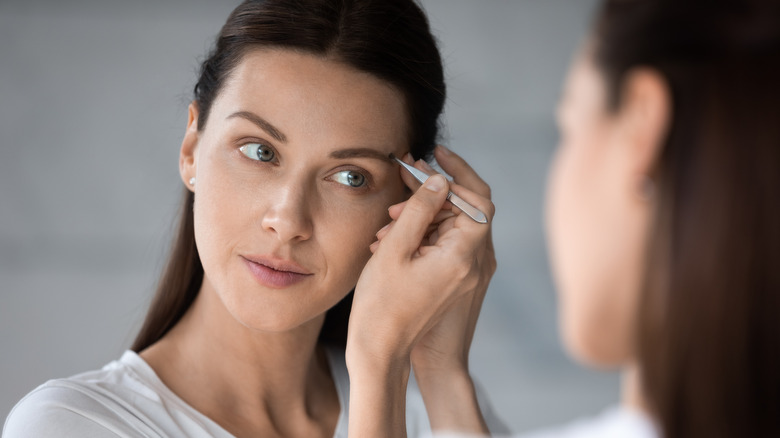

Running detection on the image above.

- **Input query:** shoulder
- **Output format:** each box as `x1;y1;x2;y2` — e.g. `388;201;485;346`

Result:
4;379;127;437
3;352;169;438
514;406;658;438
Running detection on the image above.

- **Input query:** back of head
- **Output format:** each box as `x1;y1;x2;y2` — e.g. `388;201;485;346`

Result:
594;0;780;436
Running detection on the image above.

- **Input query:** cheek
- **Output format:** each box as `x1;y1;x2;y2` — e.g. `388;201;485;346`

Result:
545;127;637;366
318;193;395;288
192;157;247;277
317;169;406;291
546;132;601;303
190;146;403;331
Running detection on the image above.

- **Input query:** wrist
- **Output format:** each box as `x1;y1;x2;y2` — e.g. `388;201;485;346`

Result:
346;348;412;438
411;348;470;377
413;360;470;385
414;367;489;434
346;316;415;375
346;336;412;381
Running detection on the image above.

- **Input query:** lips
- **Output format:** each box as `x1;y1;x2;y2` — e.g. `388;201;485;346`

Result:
241;255;312;289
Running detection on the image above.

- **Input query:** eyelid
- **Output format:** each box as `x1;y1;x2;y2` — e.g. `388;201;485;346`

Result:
329;166;373;190
236;137;276;151
238;139;279;163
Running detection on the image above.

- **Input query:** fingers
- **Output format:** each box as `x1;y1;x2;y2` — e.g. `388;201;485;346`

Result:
379;146;494;258
434;145;491;199
398;153;428;193
394;182;494;226
376;221;392;239
389;202;454;223
381;174;450;257
400;164;422;191
397;147;494;224
448;183;496;223
374;212;456;253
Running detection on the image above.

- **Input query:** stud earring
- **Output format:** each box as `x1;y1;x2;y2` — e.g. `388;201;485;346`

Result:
189;177;196;186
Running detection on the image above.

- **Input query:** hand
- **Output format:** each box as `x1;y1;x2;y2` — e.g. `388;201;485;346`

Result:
350;146;495;363
408;148;495;377
346;145;495;436
367;146;495;370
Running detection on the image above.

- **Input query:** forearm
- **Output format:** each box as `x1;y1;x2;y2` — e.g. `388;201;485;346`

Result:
414;366;489;435
347;349;412;438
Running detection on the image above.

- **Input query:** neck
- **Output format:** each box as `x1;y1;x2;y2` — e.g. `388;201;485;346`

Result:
621;363;650;415
140;279;338;436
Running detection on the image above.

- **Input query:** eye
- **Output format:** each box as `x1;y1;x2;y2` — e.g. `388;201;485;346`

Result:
332;170;367;188
239;143;276;162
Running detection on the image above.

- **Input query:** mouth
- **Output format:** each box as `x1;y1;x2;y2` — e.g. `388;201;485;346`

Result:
241;255;313;289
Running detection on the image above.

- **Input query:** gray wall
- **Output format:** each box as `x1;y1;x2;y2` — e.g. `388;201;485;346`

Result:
0;0;618;433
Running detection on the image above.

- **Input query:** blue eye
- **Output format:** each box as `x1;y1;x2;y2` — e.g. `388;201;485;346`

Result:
332;170;367;188
239;143;275;162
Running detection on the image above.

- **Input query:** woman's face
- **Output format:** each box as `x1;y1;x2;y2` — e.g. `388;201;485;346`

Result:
546;47;652;366
182;49;409;333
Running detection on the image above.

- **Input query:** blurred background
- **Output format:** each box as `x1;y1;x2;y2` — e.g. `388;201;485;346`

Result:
0;0;617;433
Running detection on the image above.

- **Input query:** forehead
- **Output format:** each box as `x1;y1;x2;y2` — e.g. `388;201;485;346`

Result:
209;48;409;149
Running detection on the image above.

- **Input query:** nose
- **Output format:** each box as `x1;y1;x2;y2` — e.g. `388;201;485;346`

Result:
260;178;314;243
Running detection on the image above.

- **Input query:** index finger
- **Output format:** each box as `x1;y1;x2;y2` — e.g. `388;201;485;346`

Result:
381;174;450;257
434;145;491;199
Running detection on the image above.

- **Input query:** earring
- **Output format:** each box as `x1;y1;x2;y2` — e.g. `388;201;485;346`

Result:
189;177;196;186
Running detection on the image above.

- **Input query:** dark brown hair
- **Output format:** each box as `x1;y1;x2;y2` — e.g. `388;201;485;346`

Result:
594;0;780;436
132;0;445;352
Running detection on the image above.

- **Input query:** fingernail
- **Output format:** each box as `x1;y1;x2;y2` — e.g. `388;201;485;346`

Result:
437;145;451;155
377;223;390;235
418;159;434;172
403;153;413;163
425;174;445;192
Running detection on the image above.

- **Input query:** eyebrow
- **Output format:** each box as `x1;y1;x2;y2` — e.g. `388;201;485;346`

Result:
330;148;394;163
227;111;287;143
227;111;393;163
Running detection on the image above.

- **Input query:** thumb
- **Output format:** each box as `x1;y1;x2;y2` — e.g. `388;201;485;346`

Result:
382;174;449;257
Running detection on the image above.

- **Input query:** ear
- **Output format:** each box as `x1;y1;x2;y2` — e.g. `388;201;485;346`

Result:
179;102;200;191
614;68;671;181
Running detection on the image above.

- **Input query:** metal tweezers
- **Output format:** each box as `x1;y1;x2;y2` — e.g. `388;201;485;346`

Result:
393;156;488;224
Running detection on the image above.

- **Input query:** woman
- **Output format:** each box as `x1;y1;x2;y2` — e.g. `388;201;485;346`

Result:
350;0;780;436
3;1;504;437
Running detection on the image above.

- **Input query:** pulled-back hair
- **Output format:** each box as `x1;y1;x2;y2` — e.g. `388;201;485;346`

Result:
594;0;780;436
132;0;445;352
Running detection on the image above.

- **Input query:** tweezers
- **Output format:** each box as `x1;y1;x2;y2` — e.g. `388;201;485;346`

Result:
392;156;488;224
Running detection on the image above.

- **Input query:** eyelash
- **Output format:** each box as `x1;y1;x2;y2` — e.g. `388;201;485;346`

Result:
239;140;278;164
236;140;375;192
329;166;374;192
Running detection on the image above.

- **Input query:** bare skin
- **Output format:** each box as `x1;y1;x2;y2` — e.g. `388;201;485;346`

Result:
343;43;671;434
347;146;496;437
142;48;411;437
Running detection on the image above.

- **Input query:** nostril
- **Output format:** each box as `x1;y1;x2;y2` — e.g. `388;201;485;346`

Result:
260;204;314;242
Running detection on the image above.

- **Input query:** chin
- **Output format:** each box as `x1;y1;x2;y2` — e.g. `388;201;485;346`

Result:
560;319;629;369
224;297;326;334
237;312;322;334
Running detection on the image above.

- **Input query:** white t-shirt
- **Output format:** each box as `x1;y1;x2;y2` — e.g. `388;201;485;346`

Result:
515;406;657;438
3;348;508;437
434;405;658;438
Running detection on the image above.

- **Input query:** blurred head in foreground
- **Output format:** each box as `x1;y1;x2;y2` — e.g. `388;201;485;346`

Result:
547;0;780;436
